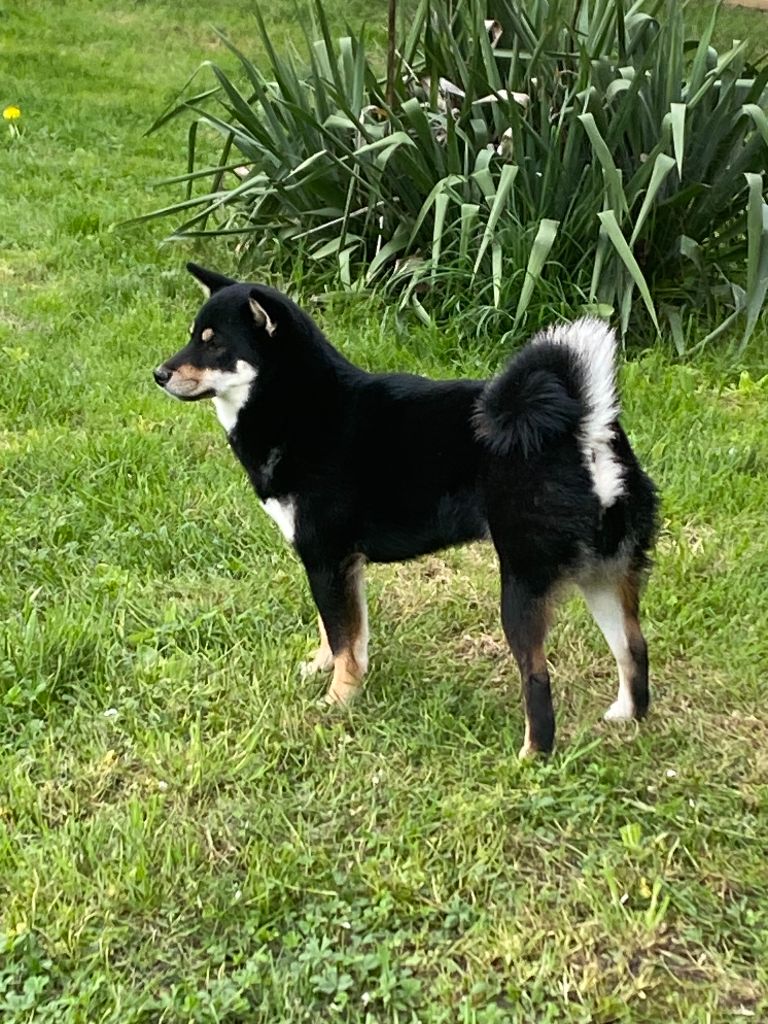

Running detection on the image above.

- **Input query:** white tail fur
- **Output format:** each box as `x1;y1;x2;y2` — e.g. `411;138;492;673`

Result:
538;318;624;508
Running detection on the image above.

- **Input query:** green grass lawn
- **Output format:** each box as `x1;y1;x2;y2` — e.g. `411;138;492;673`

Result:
2;2;768;1021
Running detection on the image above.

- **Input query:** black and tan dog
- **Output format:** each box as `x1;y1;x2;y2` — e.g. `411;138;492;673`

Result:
154;263;658;757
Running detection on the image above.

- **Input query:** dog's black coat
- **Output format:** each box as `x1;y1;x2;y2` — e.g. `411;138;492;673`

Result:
155;264;659;755
238;355;487;565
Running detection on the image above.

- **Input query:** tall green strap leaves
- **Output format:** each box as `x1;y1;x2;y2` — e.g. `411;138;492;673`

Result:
473;163;518;276
742;172;768;350
136;0;768;344
514;219;560;326
598;210;659;332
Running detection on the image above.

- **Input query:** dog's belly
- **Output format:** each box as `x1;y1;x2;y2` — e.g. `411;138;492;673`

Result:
358;490;488;563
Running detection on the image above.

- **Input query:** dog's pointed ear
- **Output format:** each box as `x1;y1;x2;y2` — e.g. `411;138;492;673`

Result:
249;290;277;337
186;263;236;297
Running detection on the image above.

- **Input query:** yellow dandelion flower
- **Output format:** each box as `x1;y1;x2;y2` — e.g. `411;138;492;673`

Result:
3;105;21;121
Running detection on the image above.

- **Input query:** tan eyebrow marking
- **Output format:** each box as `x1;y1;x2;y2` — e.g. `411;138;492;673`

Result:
201;328;214;342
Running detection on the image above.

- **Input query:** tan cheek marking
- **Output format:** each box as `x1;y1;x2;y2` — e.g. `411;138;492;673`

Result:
173;364;208;383
201;328;214;342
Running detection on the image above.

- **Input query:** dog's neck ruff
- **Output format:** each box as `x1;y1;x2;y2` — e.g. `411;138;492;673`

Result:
212;361;257;434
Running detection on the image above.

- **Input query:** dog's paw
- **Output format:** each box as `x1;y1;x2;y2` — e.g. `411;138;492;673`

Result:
603;698;635;722
323;680;360;706
300;651;334;679
518;741;552;760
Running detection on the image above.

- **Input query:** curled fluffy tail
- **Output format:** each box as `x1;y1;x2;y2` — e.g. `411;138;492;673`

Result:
475;318;625;508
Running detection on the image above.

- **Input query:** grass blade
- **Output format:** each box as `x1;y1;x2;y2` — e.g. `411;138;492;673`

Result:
473;163;519;275
598;209;659;331
579;113;628;217
514;218;560;326
459;203;480;263
741;172;768;348
365;224;409;282
491;241;502;308
431;192;451;279
669;102;686;178
629;152;676;245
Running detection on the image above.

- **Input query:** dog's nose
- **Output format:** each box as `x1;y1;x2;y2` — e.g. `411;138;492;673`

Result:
154;366;172;387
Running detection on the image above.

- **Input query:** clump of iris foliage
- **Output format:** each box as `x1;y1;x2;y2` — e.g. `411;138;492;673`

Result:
140;0;768;347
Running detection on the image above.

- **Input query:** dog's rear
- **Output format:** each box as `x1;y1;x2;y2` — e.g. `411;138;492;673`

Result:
476;319;658;757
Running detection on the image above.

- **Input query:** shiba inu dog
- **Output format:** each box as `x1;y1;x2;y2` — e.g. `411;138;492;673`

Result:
154;263;658;757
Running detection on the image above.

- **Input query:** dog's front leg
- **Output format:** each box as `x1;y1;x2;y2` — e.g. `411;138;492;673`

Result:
300;615;334;678
304;555;368;705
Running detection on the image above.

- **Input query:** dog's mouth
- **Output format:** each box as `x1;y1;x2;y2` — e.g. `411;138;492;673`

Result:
162;380;216;401
154;367;217;401
171;387;216;402
154;360;257;404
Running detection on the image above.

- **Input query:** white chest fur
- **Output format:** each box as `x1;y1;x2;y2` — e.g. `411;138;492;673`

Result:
261;497;296;544
212;361;257;434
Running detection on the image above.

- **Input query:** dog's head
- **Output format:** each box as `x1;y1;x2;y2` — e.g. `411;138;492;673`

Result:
153;263;282;402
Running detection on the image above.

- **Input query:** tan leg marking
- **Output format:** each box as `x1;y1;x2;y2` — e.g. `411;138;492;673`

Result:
518;721;536;760
325;648;365;706
324;558;368;706
518;643;549;760
300;615;334;678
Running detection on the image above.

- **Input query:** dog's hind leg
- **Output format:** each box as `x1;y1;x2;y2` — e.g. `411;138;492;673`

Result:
579;568;649;722
305;556;368;706
300;615;334;678
499;571;557;759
